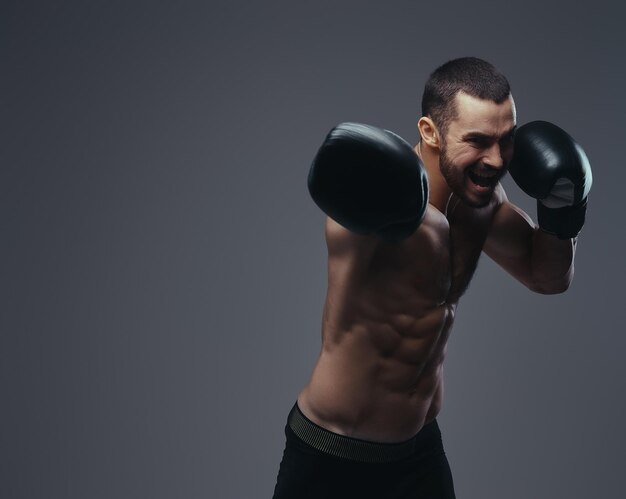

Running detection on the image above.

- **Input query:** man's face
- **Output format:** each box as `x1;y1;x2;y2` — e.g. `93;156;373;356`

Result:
438;91;516;208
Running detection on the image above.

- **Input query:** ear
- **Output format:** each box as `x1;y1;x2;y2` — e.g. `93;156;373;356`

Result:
417;117;441;149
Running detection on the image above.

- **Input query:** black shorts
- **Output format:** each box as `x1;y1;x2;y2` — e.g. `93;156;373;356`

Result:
272;402;456;499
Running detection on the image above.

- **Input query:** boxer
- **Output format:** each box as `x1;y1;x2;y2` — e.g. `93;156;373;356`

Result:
272;57;592;499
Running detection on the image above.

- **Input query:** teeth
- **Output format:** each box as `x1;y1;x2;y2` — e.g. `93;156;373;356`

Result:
468;170;496;188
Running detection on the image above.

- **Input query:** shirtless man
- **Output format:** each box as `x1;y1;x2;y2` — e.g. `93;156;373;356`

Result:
272;57;592;499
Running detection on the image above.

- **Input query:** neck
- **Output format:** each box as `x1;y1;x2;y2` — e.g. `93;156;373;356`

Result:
414;141;453;216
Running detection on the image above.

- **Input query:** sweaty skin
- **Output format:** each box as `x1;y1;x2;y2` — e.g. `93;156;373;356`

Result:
297;92;575;443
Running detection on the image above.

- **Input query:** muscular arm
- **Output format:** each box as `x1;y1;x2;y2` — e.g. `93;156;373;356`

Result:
483;183;576;294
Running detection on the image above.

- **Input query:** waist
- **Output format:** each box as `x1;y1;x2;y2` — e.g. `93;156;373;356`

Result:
287;402;442;463
299;361;443;440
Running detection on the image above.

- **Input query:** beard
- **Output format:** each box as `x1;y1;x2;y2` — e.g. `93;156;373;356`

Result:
439;141;505;209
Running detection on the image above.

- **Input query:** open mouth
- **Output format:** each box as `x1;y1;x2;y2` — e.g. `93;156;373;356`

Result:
467;169;498;189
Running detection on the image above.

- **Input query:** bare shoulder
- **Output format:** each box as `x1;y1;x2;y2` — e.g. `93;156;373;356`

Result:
324;207;446;253
324;216;378;256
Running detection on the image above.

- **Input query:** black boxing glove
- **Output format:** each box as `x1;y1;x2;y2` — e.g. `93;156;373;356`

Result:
508;121;593;239
307;122;429;243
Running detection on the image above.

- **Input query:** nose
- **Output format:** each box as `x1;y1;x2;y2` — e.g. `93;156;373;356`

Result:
483;143;505;169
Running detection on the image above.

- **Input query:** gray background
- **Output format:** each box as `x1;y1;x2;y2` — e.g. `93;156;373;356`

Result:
2;1;624;498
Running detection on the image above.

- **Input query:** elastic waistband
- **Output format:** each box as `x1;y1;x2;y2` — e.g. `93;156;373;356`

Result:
287;403;434;463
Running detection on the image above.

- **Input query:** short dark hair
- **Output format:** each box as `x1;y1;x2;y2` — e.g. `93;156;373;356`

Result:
421;57;511;137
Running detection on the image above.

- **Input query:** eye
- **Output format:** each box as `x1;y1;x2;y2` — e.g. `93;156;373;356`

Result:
500;134;514;145
468;137;487;147
504;128;517;141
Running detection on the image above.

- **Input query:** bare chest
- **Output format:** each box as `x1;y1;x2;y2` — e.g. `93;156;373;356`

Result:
371;201;494;305
446;206;491;301
444;198;497;302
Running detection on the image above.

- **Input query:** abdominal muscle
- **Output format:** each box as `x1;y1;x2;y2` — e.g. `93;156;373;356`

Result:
295;195;493;443
296;210;463;443
297;301;456;443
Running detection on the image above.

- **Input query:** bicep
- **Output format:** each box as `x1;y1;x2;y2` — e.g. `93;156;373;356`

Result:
483;184;537;288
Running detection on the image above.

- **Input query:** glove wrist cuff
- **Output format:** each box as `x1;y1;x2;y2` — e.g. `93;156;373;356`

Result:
537;197;588;239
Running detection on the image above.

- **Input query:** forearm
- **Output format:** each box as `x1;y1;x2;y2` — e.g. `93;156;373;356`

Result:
508;120;591;295
530;228;577;294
